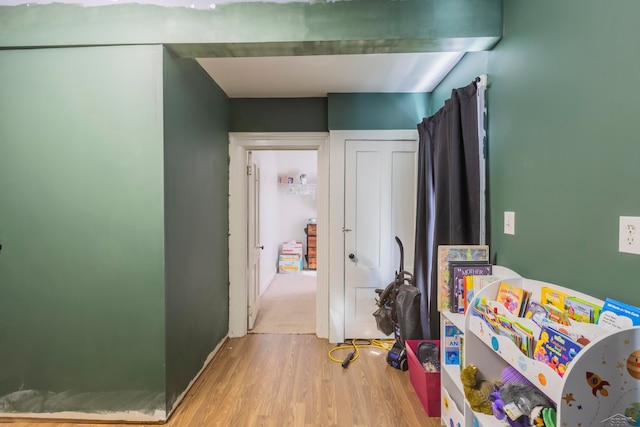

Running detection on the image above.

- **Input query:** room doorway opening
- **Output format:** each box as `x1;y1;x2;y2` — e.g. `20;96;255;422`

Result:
248;149;318;335
228;132;329;339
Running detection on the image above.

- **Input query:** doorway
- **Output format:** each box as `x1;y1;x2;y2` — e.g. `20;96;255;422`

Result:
228;132;329;339
248;149;318;334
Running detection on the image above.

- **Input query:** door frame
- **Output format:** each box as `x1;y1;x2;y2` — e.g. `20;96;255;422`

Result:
228;132;329;338
329;130;419;343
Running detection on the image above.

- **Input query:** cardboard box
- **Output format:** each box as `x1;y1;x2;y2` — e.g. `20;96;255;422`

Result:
282;241;303;255
406;340;441;417
278;254;303;273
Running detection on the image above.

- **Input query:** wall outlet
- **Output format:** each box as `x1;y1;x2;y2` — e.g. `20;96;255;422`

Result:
504;211;515;235
619;216;640;255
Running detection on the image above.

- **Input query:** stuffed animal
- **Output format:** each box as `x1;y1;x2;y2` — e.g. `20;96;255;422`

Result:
460;364;501;415
499;382;555;426
490;386;530;427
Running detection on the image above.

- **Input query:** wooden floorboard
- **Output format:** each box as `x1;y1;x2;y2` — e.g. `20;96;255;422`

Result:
2;334;443;427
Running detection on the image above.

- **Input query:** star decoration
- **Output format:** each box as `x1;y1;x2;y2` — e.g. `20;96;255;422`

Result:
563;393;576;404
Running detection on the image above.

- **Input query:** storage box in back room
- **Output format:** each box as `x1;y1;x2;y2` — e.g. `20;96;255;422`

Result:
406;340;441;417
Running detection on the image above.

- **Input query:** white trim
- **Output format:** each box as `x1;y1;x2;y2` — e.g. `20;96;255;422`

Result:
228;132;329;339
477;74;488;245
328;130;419;343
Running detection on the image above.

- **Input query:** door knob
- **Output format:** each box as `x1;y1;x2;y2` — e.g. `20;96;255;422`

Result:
348;253;355;260
257;245;264;250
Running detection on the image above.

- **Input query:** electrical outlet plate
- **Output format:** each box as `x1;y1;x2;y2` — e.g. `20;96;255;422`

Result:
504;211;515;235
619;216;640;255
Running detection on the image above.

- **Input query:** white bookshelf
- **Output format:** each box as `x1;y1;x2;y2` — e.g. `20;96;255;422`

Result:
441;270;640;427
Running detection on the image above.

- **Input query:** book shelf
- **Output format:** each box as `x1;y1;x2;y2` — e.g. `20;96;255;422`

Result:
440;269;640;427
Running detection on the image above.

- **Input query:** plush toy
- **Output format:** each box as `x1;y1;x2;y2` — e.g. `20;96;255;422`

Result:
499;382;555;426
490;386;529;427
460;364;501;415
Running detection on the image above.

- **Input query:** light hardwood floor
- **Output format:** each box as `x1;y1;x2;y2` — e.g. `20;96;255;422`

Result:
2;334;443;427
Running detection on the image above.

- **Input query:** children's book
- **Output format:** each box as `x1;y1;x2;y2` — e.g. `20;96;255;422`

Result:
597;298;640;330
473;274;503;293
540;286;570;311
449;263;492;314
565;296;602;324
533;324;584;377
545;303;570;326
437;245;489;312
495;282;530;316
524;301;550;327
443;319;462;365
512;321;535;357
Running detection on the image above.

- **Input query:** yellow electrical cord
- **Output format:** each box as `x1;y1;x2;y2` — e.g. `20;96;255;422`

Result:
328;339;395;365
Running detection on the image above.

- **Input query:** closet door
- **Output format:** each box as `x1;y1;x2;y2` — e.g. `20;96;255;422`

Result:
343;138;417;339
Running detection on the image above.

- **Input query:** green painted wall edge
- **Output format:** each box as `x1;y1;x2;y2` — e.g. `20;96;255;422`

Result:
0;0;502;54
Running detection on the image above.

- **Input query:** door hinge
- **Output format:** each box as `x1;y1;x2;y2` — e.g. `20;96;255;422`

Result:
246;165;252;176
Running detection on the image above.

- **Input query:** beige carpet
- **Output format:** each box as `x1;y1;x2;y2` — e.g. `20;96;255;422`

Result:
250;271;316;334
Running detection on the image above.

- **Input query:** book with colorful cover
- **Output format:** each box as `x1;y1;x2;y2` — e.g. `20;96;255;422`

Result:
533;324;584;377
597;298;640;330
437;245;489;312
444;334;461;365
443;319;462;365
495;282;530;316
449;263;492;314
540;286;570;311
565;296;602;324
545;303;570;325
512;321;535;357
524;301;550;327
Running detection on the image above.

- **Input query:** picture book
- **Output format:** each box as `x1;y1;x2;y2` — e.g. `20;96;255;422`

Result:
444;334;461;365
540;286;570;311
524;301;550;327
463;269;494;313
512;321;535;357
545;303;570;326
473;274;502;294
443;319;462;365
449;263;492;313
437;245;489;312
495;282;530;316
597;298;640;330
537;317;601;346
533;324;584;377
565;296;602;324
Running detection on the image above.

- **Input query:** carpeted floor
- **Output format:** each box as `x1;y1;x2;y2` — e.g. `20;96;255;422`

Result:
250;271;316;334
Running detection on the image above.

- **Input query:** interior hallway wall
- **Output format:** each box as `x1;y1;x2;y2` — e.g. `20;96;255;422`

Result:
162;48;230;411
0;45;166;417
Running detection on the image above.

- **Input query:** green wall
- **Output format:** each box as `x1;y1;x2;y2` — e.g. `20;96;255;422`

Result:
162;50;230;410
0;0;502;56
230;98;327;132
229;94;429;132
328;93;430;130
484;0;640;305
0;45;166;414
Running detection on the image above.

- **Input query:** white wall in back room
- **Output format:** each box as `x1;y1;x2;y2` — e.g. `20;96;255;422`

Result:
252;149;317;295
276;150;317;264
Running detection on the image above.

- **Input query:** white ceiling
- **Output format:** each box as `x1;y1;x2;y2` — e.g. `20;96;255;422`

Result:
197;52;464;98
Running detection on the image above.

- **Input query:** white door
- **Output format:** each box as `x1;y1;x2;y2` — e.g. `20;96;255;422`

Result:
343;139;418;339
247;152;262;330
